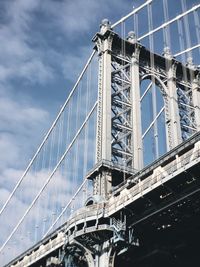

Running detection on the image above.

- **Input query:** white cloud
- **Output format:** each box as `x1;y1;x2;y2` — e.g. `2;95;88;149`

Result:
62;45;92;81
40;0;99;35
0;0;54;85
0;74;51;264
19;59;54;85
0;0;132;265
0;94;49;170
0;135;21;171
0;168;83;254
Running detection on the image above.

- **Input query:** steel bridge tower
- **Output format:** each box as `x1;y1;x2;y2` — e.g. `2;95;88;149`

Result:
90;19;200;199
60;19;200;267
6;19;200;267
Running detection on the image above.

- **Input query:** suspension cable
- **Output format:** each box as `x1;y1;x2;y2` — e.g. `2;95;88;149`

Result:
175;43;200;57
194;9;200;54
0;50;96;217
162;0;171;48
44;179;87;237
0;101;97;253
138;4;200;41
111;0;152;28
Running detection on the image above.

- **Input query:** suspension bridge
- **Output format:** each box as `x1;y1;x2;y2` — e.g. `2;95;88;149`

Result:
1;0;200;266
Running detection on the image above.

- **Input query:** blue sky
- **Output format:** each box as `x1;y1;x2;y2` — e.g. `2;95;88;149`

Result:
0;0;199;180
0;0;140;263
0;0;140;174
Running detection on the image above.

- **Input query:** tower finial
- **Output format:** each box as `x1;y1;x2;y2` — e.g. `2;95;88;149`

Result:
163;46;172;59
100;19;111;34
127;31;137;44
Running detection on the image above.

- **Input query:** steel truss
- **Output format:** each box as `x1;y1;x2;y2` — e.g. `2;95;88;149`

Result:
111;54;133;166
93;20;200;186
139;53;199;144
177;84;196;140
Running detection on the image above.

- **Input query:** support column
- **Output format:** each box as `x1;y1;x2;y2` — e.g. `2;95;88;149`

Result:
63;241;95;267
128;32;143;170
66;241;115;267
93;19;113;164
94;241;115;267
92;20;114;197
101;40;112;162
164;49;182;150
93;169;112;197
192;77;200;131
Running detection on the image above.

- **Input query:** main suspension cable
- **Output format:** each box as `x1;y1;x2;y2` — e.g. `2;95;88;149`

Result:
0;101;97;253
0;50;96;217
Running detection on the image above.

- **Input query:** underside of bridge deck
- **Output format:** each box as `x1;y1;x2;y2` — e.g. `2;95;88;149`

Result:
114;164;200;267
116;209;200;267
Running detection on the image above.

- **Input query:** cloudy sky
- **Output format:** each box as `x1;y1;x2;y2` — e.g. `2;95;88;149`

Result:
0;0;141;263
0;0;199;198
0;0;200;265
0;0;136;218
0;0;137;175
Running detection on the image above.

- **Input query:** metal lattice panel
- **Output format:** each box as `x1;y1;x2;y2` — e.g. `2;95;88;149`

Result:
111;54;133;166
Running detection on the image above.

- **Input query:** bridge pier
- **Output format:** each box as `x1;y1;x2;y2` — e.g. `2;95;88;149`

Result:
59;207;137;267
62;242;94;267
61;236;116;267
94;242;115;267
164;49;182;150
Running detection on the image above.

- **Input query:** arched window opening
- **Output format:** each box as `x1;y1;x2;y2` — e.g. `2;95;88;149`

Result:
140;77;167;166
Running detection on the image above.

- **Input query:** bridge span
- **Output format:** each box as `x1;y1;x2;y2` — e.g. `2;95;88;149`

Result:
1;2;200;266
6;131;200;267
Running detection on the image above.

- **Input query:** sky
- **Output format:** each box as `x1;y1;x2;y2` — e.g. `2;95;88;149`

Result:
0;0;200;265
0;0;137;175
0;0;141;264
0;0;137;213
0;0;199;196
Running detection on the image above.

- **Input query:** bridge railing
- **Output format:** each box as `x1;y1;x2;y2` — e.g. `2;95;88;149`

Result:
108;133;200;217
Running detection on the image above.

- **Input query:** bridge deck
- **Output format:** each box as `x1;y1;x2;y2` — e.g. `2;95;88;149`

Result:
6;132;200;267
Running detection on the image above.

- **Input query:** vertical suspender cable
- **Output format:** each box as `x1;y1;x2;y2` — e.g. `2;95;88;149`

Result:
193;9;200;54
181;0;192;58
177;19;186;63
72;83;81;212
134;12;138;38
147;3;159;160
0;101;97;253
0;50;96;217
162;0;171;49
83;64;90;202
111;0;152;28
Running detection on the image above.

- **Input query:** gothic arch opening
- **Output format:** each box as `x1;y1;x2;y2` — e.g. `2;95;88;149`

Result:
140;75;167;166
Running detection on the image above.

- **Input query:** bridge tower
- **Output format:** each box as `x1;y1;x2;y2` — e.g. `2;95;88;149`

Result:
7;19;200;267
74;19;200;267
89;19;200;199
